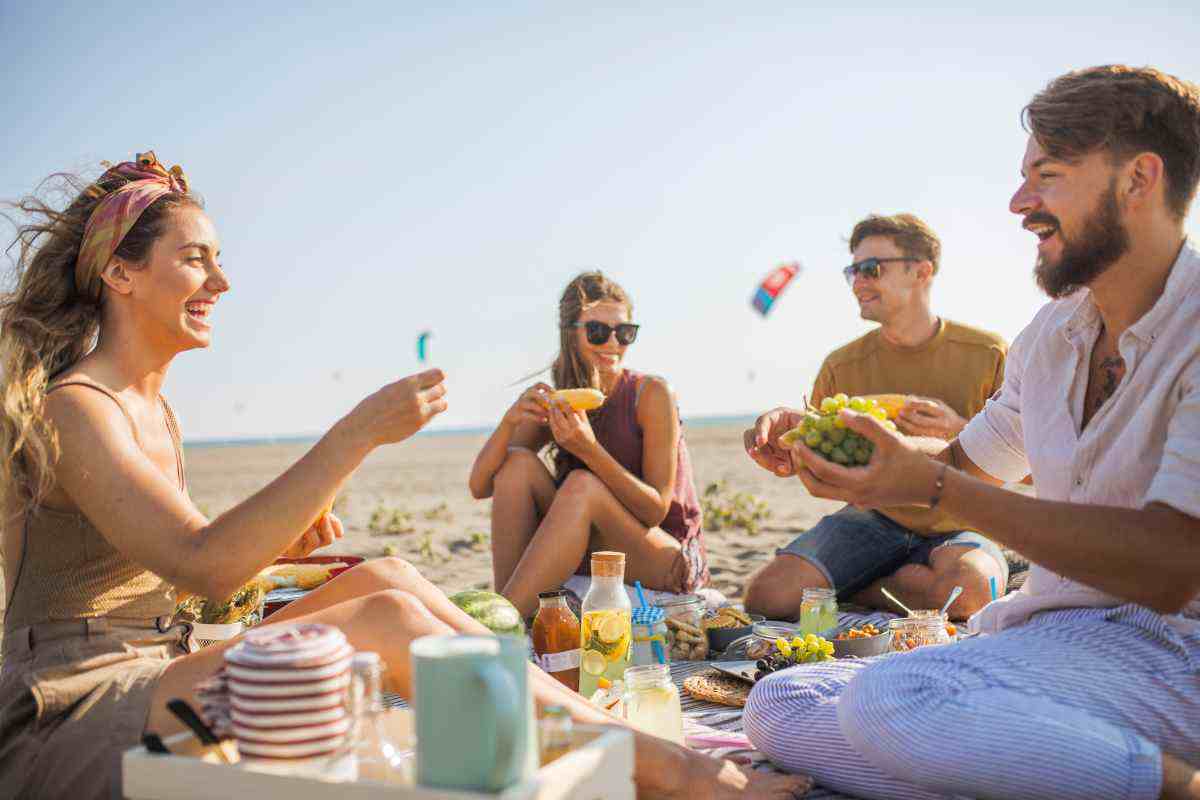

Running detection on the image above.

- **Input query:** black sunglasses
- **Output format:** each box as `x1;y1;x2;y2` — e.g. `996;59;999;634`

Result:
572;320;640;346
842;257;922;286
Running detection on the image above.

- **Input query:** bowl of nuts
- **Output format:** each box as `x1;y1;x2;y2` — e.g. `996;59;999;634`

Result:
703;607;765;653
832;623;893;658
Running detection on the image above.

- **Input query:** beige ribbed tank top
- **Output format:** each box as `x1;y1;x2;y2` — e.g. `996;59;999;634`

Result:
3;380;184;631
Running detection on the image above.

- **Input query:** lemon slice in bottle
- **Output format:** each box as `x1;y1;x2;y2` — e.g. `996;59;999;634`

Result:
581;649;607;676
597;614;625;644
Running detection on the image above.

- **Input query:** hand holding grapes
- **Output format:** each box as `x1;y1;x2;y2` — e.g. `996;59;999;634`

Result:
744;407;806;477
790;408;942;509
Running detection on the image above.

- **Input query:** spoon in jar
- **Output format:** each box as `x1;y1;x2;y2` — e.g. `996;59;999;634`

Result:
880;587;914;616
939;586;964;617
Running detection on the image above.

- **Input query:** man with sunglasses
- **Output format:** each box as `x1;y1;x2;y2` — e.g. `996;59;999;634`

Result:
744;212;1010;623
743;65;1200;800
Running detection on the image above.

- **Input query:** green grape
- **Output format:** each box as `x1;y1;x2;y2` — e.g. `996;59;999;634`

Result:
833;415;847;430
833;393;850;409
820;397;839;414
819;440;835;455
804;412;822;430
828;428;846;446
864;397;879;411
831;447;850;465
804;430;823;448
854;448;870;465
884;420;898;432
815;416;835;433
849;397;867;412
843;433;861;450
869;407;888;422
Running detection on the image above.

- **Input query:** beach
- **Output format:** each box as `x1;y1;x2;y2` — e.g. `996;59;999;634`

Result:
182;420;844;600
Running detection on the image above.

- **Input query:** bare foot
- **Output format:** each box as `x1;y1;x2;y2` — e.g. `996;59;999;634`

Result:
640;743;812;799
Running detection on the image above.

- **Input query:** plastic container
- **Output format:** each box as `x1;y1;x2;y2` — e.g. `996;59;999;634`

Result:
659;595;709;661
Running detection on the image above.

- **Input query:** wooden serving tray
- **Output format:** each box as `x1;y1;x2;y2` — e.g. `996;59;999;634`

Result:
124;711;633;800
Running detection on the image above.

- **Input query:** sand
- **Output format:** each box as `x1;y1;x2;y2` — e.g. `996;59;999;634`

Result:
180;421;844;599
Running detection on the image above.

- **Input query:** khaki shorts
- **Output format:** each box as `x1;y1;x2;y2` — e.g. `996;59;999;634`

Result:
0;617;188;800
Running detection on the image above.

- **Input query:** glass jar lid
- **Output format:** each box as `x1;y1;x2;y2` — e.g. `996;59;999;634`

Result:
752;622;800;640
632;606;665;625
658;594;705;612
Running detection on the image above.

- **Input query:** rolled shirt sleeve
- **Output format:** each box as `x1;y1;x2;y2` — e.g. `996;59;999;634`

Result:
959;323;1032;483
1144;360;1200;519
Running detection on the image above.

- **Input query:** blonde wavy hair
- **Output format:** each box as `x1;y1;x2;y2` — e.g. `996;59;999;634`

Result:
0;170;199;518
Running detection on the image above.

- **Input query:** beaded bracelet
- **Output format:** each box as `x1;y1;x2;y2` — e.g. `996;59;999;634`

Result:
929;463;948;509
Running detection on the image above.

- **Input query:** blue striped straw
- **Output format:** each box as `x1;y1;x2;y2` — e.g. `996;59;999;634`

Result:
989;576;998;602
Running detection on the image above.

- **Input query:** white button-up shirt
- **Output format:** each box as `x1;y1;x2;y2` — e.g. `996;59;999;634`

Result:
960;239;1200;634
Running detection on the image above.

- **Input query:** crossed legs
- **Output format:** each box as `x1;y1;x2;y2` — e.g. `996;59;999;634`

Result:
490;448;685;618
151;556;812;799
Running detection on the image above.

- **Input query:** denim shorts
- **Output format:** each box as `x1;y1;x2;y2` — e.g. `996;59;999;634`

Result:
777;505;1009;600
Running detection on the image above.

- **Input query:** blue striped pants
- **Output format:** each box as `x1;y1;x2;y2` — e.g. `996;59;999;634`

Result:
743;605;1200;799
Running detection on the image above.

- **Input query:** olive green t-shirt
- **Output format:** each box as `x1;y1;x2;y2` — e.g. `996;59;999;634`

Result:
811;318;1007;535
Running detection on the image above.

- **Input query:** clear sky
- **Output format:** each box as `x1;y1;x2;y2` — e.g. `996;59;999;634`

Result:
3;1;1198;440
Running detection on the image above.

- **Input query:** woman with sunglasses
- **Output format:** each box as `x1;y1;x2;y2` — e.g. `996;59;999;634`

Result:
470;271;708;618
0;158;809;800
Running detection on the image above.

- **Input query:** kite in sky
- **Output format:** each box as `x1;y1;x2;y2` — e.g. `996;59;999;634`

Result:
750;261;801;316
417;330;432;362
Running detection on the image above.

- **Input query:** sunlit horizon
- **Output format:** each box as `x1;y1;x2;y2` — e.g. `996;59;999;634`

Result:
4;2;1197;441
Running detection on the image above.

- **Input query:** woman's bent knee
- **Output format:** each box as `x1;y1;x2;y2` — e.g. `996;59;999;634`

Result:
495;448;545;489
359;556;421;587
360;588;435;626
557;469;605;500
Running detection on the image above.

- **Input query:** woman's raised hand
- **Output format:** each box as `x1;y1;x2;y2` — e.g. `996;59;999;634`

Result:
349;368;448;447
503;383;552;430
547;399;598;459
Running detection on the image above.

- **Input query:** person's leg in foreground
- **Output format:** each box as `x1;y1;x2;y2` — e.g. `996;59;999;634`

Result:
157;557;813;799
745;606;1200;800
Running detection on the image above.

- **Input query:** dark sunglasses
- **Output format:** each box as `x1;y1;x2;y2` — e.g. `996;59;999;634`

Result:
842;257;922;286
572;320;640;346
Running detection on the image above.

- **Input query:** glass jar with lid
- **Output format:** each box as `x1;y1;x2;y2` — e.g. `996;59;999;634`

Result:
621;664;683;744
659;595;708;660
744;622;800;661
631;606;670;666
798;587;838;636
889;615;952;652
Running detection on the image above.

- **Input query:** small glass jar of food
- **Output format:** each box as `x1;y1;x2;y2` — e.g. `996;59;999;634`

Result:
621;663;683;745
660;595;709;660
889;615;952;652
908;609;958;641
744;623;801;661
798;587;838;636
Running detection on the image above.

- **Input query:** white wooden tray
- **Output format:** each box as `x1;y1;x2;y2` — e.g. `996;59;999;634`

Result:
124;711;633;800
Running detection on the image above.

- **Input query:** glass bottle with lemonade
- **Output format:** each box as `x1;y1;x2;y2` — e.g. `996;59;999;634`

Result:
579;551;632;698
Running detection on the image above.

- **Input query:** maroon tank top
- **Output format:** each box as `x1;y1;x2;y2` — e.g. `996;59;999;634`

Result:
555;370;705;578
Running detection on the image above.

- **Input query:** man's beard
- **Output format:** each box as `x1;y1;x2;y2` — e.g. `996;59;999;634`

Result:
1033;180;1130;299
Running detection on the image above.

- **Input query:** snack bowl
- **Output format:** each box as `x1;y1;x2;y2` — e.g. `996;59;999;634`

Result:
832;628;893;659
704;611;765;653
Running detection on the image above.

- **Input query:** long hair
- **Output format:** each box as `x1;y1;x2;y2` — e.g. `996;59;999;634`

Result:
549;271;632;478
551;271;632;391
0;170;200;517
